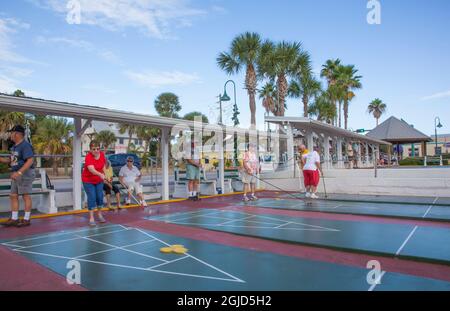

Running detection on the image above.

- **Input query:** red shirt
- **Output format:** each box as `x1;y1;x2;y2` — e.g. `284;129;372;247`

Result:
82;152;106;184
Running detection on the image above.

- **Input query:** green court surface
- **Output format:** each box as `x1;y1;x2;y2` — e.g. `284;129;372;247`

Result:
245;197;450;221
147;209;450;264
281;193;450;206
1;224;449;290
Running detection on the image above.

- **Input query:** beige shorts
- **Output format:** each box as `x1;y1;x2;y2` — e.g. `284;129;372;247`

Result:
241;171;256;184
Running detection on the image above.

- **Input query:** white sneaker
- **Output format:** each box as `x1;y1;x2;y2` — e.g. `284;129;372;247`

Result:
125;198;131;205
141;200;148;207
311;193;319;199
305;192;311;198
250;194;258;201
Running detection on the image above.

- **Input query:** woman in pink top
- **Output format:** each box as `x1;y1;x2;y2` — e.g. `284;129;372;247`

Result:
241;143;260;202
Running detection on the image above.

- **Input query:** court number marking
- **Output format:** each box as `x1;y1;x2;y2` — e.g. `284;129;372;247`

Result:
366;260;383;286
66;260;81;285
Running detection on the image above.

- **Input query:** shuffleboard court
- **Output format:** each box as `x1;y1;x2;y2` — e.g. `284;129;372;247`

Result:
146;208;450;264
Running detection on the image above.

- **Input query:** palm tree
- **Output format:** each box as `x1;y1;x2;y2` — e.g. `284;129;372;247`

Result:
183;111;209;123
94;130;117;151
289;52;322;117
321;59;341;86
135;126;160;171
258;82;277;116
320;59;341;125
217;32;261;127
336;65;362;129
259;40;302;116
0;111;25;150
308;91;336;124
367;98;387;126
118;124;137;152
32;117;74;176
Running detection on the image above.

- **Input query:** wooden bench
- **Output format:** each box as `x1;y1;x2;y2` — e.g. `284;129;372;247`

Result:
217;168;243;193
0;169;57;214
172;167;217;198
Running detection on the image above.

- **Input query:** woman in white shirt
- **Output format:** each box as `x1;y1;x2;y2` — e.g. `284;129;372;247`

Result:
301;146;323;199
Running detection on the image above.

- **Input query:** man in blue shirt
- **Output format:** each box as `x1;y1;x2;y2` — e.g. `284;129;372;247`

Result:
0;125;35;227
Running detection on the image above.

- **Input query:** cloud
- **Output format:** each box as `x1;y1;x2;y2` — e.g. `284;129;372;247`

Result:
421;90;450;101
124;70;201;88
30;0;206;39
0;18;32;63
0;74;42;97
35;35;121;64
0;17;41;96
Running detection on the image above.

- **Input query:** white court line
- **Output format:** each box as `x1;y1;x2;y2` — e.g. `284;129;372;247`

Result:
274;222;291;229
15;247;244;283
158;211;225;223
1;224;121;245
163;222;337;231
332;204;343;209
368;271;386;291
134;228;245;283
79;235;167;263
151;209;224;222
395;226;418;256
148;255;189;269
149;209;211;221
14;249;155;272
217;215;255;226
9;228;128;250
422;197;439;218
235;212;340;232
74;239;156;259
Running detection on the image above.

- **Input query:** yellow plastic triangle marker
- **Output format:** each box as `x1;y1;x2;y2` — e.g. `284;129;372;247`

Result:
160;247;173;253
170;244;184;248
172;247;188;254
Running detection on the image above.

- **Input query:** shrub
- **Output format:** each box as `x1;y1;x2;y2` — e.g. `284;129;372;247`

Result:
399;157;423;166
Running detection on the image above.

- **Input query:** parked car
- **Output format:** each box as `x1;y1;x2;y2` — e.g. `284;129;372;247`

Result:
107;153;142;176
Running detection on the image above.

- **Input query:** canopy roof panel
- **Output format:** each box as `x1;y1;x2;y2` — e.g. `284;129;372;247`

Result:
265;116;390;145
366;116;432;143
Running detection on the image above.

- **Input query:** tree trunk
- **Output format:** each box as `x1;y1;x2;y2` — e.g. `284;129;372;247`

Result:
249;91;256;127
278;74;288;117
128;133;132;152
376;118;379;126
246;64;257;127
302;94;308;117
344;99;349;129
338;101;342;127
52;159;58;176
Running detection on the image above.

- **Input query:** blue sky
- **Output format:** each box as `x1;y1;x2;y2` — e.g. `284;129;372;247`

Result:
1;0;449;135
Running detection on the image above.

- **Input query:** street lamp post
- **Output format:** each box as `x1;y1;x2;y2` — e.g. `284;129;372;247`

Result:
434;117;443;155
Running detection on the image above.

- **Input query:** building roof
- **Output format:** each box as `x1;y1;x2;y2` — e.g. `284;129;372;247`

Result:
366;116;432;143
265;116;390;145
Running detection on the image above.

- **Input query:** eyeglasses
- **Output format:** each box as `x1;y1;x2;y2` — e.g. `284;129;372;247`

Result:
127;160;134;163
91;147;100;151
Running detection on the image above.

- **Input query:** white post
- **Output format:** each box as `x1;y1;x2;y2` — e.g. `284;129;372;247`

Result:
73;118;83;210
371;144;376;167
161;127;170;200
440;155;443;166
306;130;314;151
365;143;370;167
218;126;225;193
324;134;331;169
337;137;344;168
286;123;294;176
357;142;363;168
424;156;427;167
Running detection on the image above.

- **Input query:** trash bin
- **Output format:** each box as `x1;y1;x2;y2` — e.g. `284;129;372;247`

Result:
216;187;222;194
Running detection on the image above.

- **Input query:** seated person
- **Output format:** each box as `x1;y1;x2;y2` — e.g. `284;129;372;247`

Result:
119;156;147;207
103;160;121;210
